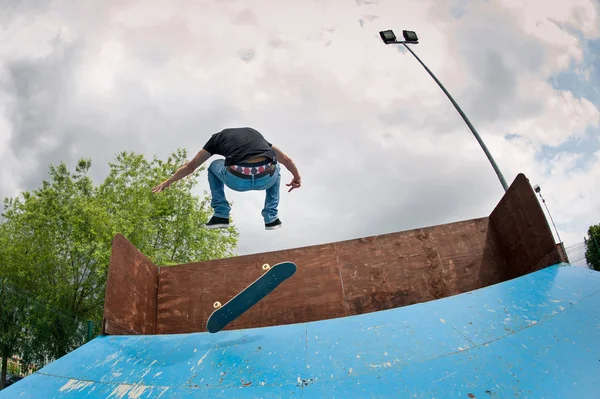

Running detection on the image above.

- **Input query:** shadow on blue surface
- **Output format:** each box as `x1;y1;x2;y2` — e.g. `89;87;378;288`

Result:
2;264;599;398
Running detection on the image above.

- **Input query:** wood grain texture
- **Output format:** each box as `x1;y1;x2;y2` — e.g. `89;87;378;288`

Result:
156;244;346;334
336;218;509;316
433;217;508;295
102;173;562;336
489;173;561;279
156;218;514;333
102;234;158;335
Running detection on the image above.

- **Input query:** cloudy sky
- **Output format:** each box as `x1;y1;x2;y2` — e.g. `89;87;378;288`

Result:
1;0;599;266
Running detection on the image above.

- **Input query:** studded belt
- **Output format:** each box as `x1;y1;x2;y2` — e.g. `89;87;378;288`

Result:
227;162;275;179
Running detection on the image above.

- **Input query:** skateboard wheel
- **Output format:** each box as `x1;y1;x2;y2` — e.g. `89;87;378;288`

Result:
262;263;270;271
213;301;222;309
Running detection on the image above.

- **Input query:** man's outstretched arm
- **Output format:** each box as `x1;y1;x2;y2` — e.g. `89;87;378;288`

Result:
152;149;212;193
272;145;301;192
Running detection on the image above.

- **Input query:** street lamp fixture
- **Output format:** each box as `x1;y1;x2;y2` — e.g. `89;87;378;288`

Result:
379;30;418;44
403;30;418;42
378;29;509;192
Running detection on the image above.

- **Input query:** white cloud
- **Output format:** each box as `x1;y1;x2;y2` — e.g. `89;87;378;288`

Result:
0;0;598;262
498;0;600;40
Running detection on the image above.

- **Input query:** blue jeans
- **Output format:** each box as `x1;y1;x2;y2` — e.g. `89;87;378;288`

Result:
207;159;281;223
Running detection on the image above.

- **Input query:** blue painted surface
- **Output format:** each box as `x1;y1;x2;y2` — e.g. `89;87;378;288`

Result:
2;263;599;398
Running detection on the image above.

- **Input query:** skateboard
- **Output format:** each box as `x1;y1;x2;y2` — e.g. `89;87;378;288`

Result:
206;261;297;333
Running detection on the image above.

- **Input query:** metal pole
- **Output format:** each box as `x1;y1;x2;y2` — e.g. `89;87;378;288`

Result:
400;42;509;192
86;320;94;342
537;193;562;244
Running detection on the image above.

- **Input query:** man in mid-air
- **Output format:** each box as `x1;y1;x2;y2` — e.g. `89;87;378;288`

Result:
152;127;301;230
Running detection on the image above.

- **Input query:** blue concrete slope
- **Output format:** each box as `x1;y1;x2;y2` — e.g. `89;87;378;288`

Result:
3;264;599;398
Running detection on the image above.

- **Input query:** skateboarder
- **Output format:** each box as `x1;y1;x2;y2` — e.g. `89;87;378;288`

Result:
151;127;301;230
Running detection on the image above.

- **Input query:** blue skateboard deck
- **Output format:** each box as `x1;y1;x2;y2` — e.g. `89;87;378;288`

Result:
206;261;297;333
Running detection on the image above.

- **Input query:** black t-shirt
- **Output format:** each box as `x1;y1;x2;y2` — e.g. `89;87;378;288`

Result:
203;127;276;166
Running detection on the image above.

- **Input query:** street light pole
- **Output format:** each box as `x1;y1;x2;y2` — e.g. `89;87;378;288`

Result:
533;184;562;244
379;30;509;192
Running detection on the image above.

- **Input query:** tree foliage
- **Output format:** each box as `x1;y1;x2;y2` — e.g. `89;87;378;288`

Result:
98;149;238;265
0;280;29;390
585;223;600;271
0;149;238;387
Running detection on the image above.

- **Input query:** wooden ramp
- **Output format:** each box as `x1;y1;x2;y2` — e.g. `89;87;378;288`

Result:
3;264;599;398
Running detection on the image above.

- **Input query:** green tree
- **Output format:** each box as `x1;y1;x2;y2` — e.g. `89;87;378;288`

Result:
0;280;29;390
0;149;238;387
2;159;115;320
98;149;238;265
0;218;29;389
585;224;600;271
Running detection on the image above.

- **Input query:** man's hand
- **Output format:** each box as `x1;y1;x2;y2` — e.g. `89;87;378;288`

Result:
286;177;301;192
152;180;172;193
272;145;301;192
